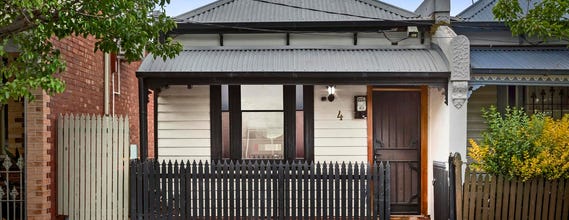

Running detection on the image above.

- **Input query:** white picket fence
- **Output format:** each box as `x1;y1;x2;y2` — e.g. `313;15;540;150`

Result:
57;114;130;220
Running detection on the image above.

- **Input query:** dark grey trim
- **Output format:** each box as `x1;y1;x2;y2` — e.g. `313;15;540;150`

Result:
138;78;148;159
210;85;222;160
472;69;569;75
303;85;314;162
229;85;241;160
284;85;296;161
171;21;433;34
138;72;450;89
153;89;159;161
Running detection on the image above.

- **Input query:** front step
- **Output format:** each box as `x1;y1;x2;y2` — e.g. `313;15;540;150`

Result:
391;215;430;220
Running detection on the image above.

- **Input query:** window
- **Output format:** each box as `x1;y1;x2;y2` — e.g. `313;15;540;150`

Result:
212;85;313;161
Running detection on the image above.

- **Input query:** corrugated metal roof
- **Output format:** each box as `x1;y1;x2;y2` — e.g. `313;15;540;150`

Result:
456;0;543;22
175;0;422;23
471;47;569;73
138;47;449;73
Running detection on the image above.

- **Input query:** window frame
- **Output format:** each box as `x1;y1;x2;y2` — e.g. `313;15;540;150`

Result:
210;85;314;161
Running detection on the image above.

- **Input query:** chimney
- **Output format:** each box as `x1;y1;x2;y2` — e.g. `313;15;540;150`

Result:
415;0;450;24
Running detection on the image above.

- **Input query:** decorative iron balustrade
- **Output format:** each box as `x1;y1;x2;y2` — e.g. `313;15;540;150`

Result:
526;86;569;118
0;155;24;220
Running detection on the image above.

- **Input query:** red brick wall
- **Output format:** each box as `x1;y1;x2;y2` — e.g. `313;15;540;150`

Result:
25;90;52;220
25;36;155;220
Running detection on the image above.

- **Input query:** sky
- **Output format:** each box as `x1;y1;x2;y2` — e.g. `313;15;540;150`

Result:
164;0;475;17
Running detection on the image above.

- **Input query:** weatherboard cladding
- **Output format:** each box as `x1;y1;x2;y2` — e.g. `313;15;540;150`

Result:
175;0;422;23
470;48;569;73
138;48;449;73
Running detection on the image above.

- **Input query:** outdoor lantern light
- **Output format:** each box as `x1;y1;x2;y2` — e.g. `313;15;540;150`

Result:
327;85;336;102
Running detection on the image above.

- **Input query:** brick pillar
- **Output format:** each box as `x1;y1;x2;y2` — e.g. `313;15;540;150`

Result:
25;89;53;220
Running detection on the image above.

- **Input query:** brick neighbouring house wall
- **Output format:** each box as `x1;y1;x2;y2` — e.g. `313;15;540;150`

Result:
25;90;52;220
25;35;155;220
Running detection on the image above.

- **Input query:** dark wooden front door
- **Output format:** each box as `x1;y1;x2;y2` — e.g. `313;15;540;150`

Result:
373;90;421;215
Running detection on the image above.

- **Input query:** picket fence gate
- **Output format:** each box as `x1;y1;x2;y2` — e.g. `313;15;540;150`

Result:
57;114;130;220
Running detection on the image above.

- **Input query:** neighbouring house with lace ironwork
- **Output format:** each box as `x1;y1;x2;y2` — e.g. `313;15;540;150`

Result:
454;0;569;143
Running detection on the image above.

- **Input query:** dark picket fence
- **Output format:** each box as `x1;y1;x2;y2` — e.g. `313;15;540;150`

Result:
130;159;391;219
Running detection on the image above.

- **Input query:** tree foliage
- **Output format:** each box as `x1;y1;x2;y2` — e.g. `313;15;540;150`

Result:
493;0;569;40
0;0;182;104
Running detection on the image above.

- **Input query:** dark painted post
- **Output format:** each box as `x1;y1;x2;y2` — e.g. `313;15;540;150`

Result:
138;77;148;159
303;85;314;161
449;154;457;220
284;85;296;161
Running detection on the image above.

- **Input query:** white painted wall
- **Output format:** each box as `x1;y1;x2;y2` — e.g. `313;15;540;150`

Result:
313;85;367;162
174;32;428;48
157;85;211;162
223;33;286;46
427;87;450;217
174;34;220;47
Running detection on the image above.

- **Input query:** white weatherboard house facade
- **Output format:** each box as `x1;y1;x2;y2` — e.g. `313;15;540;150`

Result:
136;0;473;218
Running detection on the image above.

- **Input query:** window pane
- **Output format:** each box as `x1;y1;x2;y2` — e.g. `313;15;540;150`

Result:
296;111;305;159
221;85;229;111
221;112;230;159
241;85;283;110
242;112;284;159
296;85;303;110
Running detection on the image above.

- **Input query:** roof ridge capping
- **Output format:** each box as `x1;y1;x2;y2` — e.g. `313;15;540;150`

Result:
455;0;496;21
355;0;421;19
174;0;431;23
456;0;548;22
415;0;451;23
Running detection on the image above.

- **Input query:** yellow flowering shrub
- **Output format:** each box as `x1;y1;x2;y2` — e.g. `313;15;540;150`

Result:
468;106;569;181
514;116;569;180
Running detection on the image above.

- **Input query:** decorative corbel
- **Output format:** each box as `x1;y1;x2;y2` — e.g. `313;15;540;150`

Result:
449;35;470;109
451;81;468;109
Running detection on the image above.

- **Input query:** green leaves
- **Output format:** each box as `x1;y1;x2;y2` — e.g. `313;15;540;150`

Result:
0;0;182;104
493;0;569;41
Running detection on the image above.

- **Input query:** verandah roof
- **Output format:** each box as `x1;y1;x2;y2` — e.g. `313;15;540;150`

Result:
137;47;450;86
470;47;569;85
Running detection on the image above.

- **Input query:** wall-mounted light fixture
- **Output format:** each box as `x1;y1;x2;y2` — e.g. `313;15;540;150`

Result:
327;85;336;102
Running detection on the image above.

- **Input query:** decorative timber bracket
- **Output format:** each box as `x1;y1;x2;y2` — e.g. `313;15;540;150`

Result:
449;35;470;109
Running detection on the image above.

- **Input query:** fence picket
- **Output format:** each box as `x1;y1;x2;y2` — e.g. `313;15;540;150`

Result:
521;179;531;220
74;115;81;220
514;179;524;220
541;180;551;220
548;180;558;220
562;179;569;220
122;117;130;220
57;116;64;215
554;180;565;220
316;162;322;218
322;162;328;219
90;115;97;220
341;162;347;219
260;161;266;219
204;161;210;220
